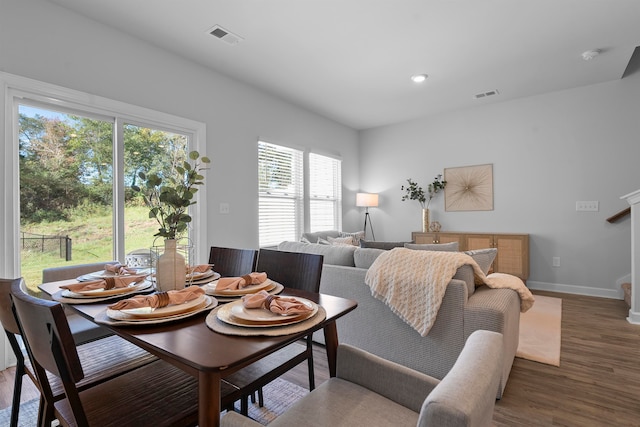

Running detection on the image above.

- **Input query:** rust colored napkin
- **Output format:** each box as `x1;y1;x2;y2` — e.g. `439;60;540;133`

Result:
60;275;147;293
107;285;205;310
242;290;313;315
215;272;268;291
104;263;138;275
187;264;212;274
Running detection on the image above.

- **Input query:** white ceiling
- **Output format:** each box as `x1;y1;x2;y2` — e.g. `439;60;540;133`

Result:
47;0;640;130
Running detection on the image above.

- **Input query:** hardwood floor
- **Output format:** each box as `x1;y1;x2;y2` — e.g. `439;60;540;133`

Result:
2;290;640;426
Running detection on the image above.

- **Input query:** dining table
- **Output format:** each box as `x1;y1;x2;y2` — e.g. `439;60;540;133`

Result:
39;279;358;427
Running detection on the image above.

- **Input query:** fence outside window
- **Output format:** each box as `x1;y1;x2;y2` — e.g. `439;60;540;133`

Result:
20;232;72;261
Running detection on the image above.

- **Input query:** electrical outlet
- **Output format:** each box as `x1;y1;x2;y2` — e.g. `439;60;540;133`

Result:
576;201;599;212
552;257;560;267
219;202;230;214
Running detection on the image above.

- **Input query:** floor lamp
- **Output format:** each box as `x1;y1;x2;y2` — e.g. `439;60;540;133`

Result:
356;193;378;241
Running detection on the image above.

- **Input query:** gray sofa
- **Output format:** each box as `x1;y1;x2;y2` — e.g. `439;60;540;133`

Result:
277;240;521;398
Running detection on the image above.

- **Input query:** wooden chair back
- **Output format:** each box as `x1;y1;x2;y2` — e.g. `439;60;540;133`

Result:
10;281;90;425
209;246;258;277
256;249;323;292
0;278;22;335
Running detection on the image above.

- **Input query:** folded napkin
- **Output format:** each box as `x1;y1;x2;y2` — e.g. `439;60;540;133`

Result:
241;290;313;315
187;264;213;274
107;286;205;310
60;275;147;293
215;272;268;292
104;263;138;275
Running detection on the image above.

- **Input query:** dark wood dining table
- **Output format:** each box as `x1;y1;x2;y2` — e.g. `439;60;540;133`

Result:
39;280;357;427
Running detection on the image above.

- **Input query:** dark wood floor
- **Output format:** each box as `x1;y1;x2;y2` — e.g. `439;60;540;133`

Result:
2;290;640;426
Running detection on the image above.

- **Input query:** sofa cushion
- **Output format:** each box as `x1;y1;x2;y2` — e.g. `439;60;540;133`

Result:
361;241;410;250
339;231;366;245
328;236;358;246
404;242;459;252
301;230;341;243
277;241;356;266
354;248;386;269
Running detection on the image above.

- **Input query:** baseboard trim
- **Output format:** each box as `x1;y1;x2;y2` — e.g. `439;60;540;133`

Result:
626;310;640;324
527;280;623;300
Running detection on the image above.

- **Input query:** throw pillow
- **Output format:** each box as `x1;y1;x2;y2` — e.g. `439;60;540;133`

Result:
328;236;357;246
404;242;459;252
318;238;331;245
464;248;497;275
361;240;411;250
339;231;365;245
300;236;312;243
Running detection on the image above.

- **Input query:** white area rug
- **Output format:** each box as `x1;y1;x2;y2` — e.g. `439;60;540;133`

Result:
516;295;562;366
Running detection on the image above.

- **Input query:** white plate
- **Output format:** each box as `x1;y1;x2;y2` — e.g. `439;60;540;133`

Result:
186;271;221;285
204;282;283;302
216;297;318;328
186;269;216;281
62;280;153;298
108;294;207;320
205;278;276;296
96;296;218;325
77;268;152;282
231;297;316;322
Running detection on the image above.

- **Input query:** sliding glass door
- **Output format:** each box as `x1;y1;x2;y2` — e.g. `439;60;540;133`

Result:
18;103;191;291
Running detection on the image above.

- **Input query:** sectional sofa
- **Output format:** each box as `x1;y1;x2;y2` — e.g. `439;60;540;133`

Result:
277;238;521;398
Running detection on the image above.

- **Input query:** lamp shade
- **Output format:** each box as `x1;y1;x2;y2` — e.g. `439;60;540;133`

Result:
356;193;379;207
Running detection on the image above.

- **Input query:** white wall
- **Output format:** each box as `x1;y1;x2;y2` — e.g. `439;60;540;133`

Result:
0;0;360;256
359;71;640;298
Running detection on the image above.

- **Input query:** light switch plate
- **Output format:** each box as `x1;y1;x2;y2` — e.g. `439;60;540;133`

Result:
219;202;230;214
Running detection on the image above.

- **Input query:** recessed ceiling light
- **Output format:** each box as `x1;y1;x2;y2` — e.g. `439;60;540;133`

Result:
581;49;601;61
411;74;428;83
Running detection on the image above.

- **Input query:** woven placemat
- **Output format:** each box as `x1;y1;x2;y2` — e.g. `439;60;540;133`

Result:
206;305;326;336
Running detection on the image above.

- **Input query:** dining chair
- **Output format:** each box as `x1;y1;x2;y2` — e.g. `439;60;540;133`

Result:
222;248;324;414
208;246;258;277
1;278;157;427
42;261;118;345
9;280;202;427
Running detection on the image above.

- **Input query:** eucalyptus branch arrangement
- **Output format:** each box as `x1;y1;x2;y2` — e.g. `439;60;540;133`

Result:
401;178;426;208
426;174;447;208
132;151;211;240
401;174;447;209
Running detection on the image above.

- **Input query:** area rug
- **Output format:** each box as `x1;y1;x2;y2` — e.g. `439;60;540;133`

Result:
516;295;562;366
0;377;308;426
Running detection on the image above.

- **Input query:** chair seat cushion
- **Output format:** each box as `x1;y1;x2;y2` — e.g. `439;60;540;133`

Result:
269;378;419;427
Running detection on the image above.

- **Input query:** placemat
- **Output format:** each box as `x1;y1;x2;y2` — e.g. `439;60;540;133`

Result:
206;305;326;336
51;284;154;304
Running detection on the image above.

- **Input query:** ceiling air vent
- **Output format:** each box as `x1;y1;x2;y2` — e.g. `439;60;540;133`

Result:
208;25;244;45
474;90;499;99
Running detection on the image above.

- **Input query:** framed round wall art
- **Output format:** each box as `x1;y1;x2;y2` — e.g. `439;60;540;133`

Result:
444;164;493;211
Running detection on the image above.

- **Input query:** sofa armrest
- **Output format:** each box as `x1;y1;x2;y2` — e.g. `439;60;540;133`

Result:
464;286;520;398
337;344;440;413
418;330;503;427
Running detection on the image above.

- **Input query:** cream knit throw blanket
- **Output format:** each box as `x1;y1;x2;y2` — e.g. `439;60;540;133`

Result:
365;248;534;337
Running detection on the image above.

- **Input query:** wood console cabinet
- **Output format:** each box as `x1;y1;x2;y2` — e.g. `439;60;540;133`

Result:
411;231;529;281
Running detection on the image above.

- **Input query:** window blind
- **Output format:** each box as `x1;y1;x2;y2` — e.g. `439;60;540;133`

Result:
258;141;304;247
309;153;342;232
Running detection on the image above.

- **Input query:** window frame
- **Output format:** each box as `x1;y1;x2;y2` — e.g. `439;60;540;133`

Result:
258;139;342;247
1;72;207;277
